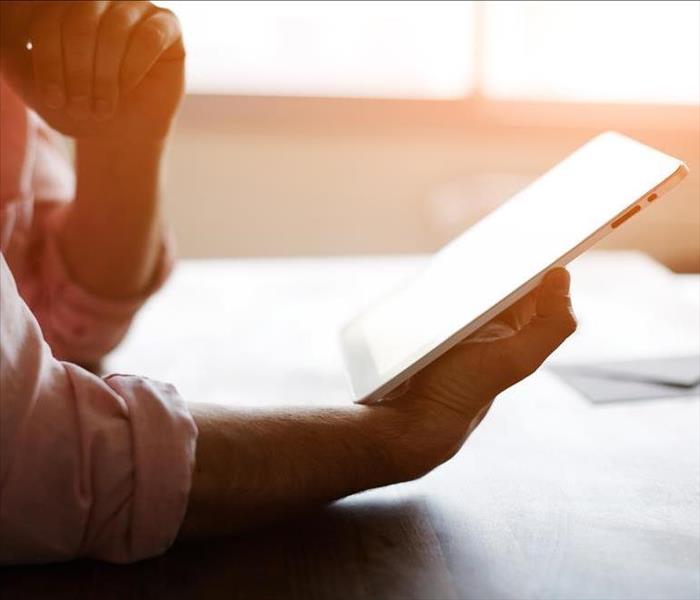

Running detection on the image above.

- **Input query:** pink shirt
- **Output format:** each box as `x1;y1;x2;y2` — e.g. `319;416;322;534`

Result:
0;77;197;564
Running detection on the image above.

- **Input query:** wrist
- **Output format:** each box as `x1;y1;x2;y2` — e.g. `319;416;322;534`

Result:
362;402;446;483
74;137;164;212
61;130;167;298
77;137;165;162
368;393;492;482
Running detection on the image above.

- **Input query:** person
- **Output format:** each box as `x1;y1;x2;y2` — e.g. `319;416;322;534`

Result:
0;1;577;565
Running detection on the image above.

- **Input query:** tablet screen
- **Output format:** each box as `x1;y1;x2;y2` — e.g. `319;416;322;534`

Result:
341;132;685;402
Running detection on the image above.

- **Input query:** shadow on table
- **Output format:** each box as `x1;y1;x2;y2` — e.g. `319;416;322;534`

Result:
0;498;462;600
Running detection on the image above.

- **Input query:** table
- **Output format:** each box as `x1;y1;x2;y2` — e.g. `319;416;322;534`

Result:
2;251;698;600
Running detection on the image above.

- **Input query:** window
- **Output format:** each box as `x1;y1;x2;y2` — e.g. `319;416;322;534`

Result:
159;0;699;105
157;0;475;98
483;1;700;104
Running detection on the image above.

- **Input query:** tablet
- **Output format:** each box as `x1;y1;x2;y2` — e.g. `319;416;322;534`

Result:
340;132;688;405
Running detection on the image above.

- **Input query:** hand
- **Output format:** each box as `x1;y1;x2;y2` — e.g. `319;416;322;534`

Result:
0;1;184;142
384;268;577;479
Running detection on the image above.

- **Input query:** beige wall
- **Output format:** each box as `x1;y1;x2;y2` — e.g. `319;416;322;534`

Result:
162;97;700;272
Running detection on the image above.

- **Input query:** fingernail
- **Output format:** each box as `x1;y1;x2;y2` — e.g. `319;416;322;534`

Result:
547;268;570;291
94;99;112;119
44;84;64;108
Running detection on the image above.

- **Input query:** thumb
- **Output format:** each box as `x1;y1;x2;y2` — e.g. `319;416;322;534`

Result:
537;268;574;320
509;268;577;371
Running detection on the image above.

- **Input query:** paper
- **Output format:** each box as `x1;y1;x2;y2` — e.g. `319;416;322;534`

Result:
550;355;700;403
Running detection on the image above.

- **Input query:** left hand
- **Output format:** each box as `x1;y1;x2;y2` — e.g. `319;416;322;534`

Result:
0;1;185;142
410;268;577;414
382;268;577;480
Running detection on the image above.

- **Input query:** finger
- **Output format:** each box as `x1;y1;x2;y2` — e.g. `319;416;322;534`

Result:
29;2;68;109
536;268;574;321
93;1;152;119
494;287;538;330
471;279;540;340
382;379;412;402
465;320;516;343
120;9;183;94
509;269;577;372
62;1;108;119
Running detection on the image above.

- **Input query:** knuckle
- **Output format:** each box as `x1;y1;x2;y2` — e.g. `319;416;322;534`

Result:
552;315;577;340
163;9;183;35
105;3;142;32
558;307;577;335
137;23;165;51
157;7;180;25
564;313;578;335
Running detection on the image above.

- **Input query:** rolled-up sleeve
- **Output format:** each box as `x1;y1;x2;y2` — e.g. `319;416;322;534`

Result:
19;201;175;365
0;254;197;564
7;111;174;366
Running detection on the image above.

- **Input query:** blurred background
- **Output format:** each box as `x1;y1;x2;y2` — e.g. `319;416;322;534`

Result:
155;0;700;272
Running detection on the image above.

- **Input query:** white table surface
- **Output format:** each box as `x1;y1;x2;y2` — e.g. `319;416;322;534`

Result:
104;250;699;600
108;250;699;407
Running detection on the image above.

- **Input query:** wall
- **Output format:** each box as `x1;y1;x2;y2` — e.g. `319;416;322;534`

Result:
162;97;700;272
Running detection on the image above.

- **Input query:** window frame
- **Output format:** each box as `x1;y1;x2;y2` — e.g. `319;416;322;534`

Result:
173;0;698;136
178;94;698;138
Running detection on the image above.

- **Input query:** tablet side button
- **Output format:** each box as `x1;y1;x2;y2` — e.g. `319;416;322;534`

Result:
612;205;641;228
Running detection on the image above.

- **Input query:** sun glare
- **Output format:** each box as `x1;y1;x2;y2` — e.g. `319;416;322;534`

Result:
157;0;699;104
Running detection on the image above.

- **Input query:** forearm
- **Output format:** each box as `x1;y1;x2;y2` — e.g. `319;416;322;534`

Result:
57;138;165;299
179;404;424;540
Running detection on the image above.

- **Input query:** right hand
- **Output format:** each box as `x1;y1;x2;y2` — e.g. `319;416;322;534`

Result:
0;1;184;142
383;268;577;479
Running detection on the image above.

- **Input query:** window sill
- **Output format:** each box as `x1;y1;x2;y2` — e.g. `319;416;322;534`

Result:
177;94;699;137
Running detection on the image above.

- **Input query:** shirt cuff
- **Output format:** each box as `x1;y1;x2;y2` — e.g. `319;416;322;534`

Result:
100;374;197;562
37;205;175;363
